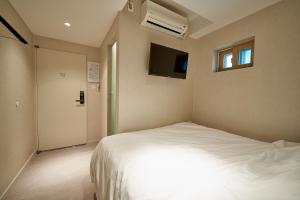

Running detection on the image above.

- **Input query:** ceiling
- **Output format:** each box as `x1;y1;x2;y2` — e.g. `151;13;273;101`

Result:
9;0;281;47
9;0;127;47
172;0;282;38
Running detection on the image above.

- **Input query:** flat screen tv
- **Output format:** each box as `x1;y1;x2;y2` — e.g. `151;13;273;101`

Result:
148;43;189;79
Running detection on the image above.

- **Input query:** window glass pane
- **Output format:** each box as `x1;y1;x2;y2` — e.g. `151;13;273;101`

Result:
223;53;232;68
238;48;252;65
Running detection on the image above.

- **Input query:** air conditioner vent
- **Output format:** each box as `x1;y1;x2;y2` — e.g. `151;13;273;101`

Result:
146;20;181;34
141;0;188;38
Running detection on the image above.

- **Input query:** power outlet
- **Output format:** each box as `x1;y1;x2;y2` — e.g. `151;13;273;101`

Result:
15;100;20;108
128;0;134;12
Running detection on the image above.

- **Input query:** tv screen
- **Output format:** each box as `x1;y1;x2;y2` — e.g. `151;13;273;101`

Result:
148;43;189;79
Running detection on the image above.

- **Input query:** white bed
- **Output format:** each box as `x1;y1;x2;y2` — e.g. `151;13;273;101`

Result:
90;122;300;200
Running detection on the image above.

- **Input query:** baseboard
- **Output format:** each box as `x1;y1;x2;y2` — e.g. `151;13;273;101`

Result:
87;139;100;144
0;149;36;200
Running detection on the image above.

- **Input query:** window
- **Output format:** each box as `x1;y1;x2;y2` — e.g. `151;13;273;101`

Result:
217;39;254;72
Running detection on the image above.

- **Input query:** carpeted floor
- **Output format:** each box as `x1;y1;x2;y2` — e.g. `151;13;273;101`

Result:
5;143;98;200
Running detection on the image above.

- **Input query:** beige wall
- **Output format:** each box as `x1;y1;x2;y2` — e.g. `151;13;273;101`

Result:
33;36;102;142
192;0;300;142
115;0;196;133
0;0;36;197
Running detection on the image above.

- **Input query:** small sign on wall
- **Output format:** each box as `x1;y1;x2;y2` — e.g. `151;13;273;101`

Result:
87;62;100;83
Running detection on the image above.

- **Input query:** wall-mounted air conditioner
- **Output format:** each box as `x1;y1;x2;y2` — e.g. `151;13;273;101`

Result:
141;0;188;38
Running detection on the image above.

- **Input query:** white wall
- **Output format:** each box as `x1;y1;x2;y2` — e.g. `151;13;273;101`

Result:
99;0;300;143
116;0;197;133
192;0;300;142
0;0;36;197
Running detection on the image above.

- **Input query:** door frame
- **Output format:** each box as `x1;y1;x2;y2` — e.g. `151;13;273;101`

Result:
107;40;119;136
35;46;88;151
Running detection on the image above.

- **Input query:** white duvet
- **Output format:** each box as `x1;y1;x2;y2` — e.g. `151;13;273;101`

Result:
90;122;300;200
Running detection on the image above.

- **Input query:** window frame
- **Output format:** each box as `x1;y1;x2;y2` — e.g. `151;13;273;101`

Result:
217;39;254;72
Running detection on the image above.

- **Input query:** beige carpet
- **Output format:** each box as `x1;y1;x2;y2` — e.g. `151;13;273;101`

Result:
5;143;97;200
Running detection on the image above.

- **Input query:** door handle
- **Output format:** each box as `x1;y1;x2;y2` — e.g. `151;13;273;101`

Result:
76;91;85;104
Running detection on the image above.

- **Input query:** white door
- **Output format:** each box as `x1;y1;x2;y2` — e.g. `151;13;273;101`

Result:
37;48;87;151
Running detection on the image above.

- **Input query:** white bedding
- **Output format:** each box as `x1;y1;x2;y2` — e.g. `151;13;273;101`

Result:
90;122;300;200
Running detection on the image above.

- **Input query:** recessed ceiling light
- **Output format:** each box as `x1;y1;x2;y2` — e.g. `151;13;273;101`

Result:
64;22;71;27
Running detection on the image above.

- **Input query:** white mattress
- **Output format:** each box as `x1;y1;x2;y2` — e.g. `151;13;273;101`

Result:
90;122;300;200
